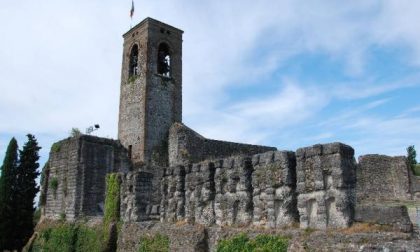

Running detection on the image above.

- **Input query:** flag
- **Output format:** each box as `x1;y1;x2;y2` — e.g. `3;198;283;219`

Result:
130;0;135;18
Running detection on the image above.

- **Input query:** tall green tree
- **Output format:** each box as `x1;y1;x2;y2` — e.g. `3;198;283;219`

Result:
407;145;417;169
14;134;41;249
0;138;19;251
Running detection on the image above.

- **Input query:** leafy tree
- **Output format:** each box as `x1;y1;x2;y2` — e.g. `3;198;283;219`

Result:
0;138;19;251
407;145;417;168
14;134;41;249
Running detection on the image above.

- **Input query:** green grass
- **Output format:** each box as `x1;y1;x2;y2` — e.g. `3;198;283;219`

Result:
30;223;104;252
138;233;170;252
216;233;289;252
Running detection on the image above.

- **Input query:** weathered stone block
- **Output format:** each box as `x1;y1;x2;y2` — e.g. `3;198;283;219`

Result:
356;155;412;203
355;204;413;233
214;156;253;226
251;151;298;228
296;143;356;229
298;189;354;229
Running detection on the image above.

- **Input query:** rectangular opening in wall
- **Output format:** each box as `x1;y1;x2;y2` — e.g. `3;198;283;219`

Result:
128;145;132;159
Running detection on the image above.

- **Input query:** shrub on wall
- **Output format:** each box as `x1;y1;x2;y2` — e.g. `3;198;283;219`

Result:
138;233;169;252
104;173;121;225
216;233;289;252
49;177;58;195
50;142;61;153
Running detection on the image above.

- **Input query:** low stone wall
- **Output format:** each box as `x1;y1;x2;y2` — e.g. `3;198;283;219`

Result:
44;135;131;220
296;143;356;229
168;122;276;166
354;204;413;233
356;155;412;203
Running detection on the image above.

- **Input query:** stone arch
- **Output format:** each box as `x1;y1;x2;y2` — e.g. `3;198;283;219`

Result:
129;44;139;77
157;42;171;77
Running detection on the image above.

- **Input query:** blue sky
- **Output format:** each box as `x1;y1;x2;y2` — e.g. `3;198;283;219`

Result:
1;0;420;168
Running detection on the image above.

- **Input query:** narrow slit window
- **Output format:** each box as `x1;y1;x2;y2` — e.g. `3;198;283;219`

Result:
157;43;171;77
129;44;139;77
128;145;132;159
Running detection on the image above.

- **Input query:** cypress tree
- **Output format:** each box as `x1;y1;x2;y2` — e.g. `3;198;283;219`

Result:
14;134;41;249
0;138;19;251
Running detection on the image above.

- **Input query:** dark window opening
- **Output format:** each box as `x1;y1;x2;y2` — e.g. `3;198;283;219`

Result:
157;43;171;77
128;145;132;159
129;44;139;77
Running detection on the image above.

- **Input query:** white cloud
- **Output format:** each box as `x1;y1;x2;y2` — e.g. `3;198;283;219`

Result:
1;0;420;163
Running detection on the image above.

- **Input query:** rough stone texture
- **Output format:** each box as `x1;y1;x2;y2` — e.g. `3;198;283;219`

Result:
185;161;216;225
168;122;276;166
117;222;208;252
357;155;412;203
117;221;420;252
118;18;183;166
251;151;298;228
44;135;130;220
213;156;254;227
355;204;413;233
410;169;420;200
296;143;356;229
120;171;154;222
160;166;186;222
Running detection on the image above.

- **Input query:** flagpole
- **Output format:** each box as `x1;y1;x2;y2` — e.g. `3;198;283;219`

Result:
130;0;135;29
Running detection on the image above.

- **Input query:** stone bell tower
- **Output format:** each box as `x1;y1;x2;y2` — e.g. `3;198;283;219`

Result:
118;18;183;166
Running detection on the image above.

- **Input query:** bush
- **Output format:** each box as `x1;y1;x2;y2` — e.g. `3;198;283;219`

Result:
216;233;288;252
51;142;61;153
30;223;104;252
414;164;420;176
138;233;169;252
70;128;82;138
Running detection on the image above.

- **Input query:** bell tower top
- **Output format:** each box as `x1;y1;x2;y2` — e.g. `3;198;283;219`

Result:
118;17;183;166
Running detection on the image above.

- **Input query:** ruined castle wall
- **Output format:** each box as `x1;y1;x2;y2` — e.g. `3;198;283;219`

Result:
296;143;356;229
252;151;298;228
44;137;80;220
44;135;131;220
161;150;299;228
356;155;412;203
168;122;276;166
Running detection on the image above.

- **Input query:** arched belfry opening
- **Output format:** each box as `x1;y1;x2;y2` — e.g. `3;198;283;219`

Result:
157;43;171;77
129;44;139;77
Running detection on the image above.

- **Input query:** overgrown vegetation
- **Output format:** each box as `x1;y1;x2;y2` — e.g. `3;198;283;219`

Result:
414;164;420;176
407;145;419;175
70;128;82;138
138;233;170;252
104;173;121;225
51;142;62;153
216;233;289;252
28;173;122;251
50;177;58;193
30;223;104;252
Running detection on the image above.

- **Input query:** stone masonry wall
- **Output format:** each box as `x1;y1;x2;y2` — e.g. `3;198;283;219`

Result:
168;122;276;167
44;135;131;220
252;151;298;228
296;143;356;229
356;155;412;203
161;150;300;228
